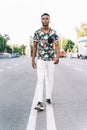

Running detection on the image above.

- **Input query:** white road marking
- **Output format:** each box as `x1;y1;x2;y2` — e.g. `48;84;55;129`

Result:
26;83;57;130
74;67;83;71
26;87;38;130
0;69;4;72
46;104;57;130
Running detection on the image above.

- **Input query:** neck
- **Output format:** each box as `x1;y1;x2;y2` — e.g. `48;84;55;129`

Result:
42;26;50;33
42;26;49;30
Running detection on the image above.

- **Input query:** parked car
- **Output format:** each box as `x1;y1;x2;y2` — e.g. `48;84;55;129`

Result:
0;53;10;58
9;53;20;58
70;52;78;58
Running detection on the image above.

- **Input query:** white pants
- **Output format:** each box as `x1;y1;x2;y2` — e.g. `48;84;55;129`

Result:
36;59;55;102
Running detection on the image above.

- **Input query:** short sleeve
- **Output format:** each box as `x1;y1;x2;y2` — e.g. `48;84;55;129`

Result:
33;31;39;42
53;32;59;42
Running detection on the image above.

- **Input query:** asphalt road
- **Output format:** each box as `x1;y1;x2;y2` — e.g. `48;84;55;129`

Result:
0;56;87;130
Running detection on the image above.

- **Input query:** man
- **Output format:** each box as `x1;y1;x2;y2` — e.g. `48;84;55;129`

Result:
32;13;60;111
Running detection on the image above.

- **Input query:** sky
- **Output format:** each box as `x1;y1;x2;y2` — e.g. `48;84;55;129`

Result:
0;0;87;44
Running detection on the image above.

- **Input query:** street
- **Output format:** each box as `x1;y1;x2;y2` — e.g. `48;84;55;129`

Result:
0;56;87;130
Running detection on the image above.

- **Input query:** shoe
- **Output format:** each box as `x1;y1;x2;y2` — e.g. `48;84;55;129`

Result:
34;102;44;111
46;99;52;104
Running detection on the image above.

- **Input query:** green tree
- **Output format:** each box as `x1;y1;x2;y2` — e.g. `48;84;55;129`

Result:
13;46;20;53
6;45;12;53
59;37;75;52
64;39;75;52
0;34;5;52
0;34;10;53
12;44;26;55
19;44;26;55
59;37;68;50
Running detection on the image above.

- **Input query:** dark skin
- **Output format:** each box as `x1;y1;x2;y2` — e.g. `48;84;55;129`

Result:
32;15;60;69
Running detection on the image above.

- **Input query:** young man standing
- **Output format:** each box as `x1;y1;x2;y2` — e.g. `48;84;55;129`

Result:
32;13;60;111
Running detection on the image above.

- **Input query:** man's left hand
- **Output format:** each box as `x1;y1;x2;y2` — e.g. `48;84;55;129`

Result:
54;58;59;64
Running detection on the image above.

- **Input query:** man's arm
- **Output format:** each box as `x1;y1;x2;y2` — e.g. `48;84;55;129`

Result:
32;41;38;68
54;41;60;64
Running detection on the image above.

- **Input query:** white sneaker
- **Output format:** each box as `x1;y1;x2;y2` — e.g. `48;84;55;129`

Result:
34;102;44;111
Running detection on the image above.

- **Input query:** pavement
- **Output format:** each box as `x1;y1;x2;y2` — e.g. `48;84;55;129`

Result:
0;56;87;130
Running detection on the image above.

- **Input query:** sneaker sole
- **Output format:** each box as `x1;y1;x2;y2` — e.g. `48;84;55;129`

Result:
34;106;44;111
46;102;52;105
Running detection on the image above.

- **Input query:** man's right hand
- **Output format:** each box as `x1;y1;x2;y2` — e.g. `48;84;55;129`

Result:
32;60;37;69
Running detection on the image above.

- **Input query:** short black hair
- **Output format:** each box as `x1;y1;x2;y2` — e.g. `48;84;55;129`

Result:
41;13;50;17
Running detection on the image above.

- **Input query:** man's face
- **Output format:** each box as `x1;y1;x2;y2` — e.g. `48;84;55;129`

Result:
41;15;50;26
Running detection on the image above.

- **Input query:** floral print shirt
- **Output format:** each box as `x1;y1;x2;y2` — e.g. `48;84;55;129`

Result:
33;28;59;61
